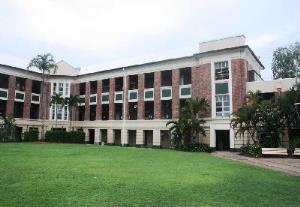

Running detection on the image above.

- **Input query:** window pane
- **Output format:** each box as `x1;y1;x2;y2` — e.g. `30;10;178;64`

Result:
215;83;229;94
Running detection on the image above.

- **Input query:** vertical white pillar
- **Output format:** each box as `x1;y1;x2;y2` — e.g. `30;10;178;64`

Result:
83;128;89;143
153;129;161;146
94;129;100;144
107;129;114;144
136;130;144;146
122;129;128;145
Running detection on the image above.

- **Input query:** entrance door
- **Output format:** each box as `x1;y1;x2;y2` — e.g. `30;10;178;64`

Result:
88;129;95;144
216;130;230;151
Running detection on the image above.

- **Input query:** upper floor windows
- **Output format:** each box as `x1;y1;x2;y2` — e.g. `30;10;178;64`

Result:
15;77;25;91
215;83;230;117
215;61;229;80
161;70;172;86
102;79;109;93
51;82;70;97
180;68;191;85
79;83;86;95
144;72;154;89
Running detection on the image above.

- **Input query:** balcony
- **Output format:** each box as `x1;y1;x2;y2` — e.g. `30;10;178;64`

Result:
15;90;25;102
179;84;192;99
31;93;40;104
114;91;123;103
0;88;8;100
101;92;109;104
160;86;172;100
89;94;97;105
128;90;138;102
144;88;154;101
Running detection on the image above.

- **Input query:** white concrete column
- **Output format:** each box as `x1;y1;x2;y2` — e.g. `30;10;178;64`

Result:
121;129;128;145
38;127;42;140
21;126;27;140
107;129;114;144
153;129;161;146
83;128;89;143
94;129;100;144
136;130;144;145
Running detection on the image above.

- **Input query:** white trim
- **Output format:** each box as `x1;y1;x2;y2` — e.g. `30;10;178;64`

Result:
209;123;234;149
144;88;154;101
160;86;172;100
101;92;109;104
79;95;85;106
179;84;192;99
89;94;97;105
114;91;123;103
31;93;40;104
128;89;138;102
15;90;25;102
211;59;232;119
0;88;8;100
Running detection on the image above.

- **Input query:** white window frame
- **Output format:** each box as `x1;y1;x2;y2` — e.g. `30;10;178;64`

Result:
89;94;97;105
179;84;192;99
79;95;85;106
144;88;154;101
101;92;109;104
128;89;138;102
0;88;8;100
31;93;40;104
160;86;172;100
114;91;123;103
15;90;25;102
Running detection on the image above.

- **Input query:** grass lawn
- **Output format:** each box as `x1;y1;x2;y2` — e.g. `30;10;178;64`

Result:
0;143;300;207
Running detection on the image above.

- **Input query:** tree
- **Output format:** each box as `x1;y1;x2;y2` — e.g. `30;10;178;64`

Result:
231;91;261;144
167;98;208;148
50;93;65;128
27;54;57;139
278;85;300;142
0;115;16;142
272;42;300;79
64;95;80;130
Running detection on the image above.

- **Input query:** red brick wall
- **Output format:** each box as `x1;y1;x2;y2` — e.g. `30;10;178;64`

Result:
84;82;90;120
154;71;161;119
6;75;16;116
96;80;102;120
231;59;247;112
124;76;129;119
39;82;51;120
23;79;32;119
70;83;79;121
109;78;115;120
172;69;180;119
137;74;144;119
191;63;212;115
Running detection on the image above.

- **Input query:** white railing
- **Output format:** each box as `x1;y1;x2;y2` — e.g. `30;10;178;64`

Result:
160;86;172;100
144;88;154;101
0;88;8;100
101;92;109;104
114;91;123;103
31;93;40;104
15;90;25;102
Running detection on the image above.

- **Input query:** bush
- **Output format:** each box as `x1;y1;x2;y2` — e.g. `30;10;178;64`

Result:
175;142;213;153
240;144;262;157
45;130;85;143
23;130;39;142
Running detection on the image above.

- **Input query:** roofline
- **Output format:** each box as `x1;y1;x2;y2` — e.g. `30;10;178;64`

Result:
0;45;264;78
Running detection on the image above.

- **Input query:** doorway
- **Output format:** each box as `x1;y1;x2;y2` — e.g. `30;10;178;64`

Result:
216;130;230;151
88;129;95;144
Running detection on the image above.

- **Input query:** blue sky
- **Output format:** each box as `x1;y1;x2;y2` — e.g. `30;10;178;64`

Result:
0;0;299;80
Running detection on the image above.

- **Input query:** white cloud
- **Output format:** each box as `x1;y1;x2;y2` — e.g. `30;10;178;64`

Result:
0;53;29;68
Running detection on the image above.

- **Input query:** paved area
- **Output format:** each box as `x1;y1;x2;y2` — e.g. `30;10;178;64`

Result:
212;151;300;176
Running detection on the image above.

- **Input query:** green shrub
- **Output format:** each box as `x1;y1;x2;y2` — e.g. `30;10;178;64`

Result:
23;130;39;142
175;142;213;153
240;144;262;157
45;130;85;143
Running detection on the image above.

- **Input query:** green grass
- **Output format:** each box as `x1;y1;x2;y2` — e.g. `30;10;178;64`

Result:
0;143;299;207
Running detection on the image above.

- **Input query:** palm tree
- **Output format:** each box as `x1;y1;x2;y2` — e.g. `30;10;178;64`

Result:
50;93;65;128
64;95;80;131
0;114;16;142
27;54;57;139
167;98;208;148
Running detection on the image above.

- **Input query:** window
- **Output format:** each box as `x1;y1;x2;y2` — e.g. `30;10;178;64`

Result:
215;61;229;80
64;106;68;120
58;83;64;95
65;83;69;96
215;83;230;117
57;105;62;120
52;83;57;94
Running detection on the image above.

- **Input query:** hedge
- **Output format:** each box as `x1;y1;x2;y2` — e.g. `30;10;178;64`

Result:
23;130;39;142
240;144;262;157
45;130;85;143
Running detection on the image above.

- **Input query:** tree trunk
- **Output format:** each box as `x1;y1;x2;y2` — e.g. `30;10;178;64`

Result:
40;72;46;140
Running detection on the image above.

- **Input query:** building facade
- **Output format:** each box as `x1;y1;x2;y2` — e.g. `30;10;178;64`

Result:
0;36;271;150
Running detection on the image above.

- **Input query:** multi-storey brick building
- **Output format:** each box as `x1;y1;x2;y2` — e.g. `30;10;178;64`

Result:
0;35;270;150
